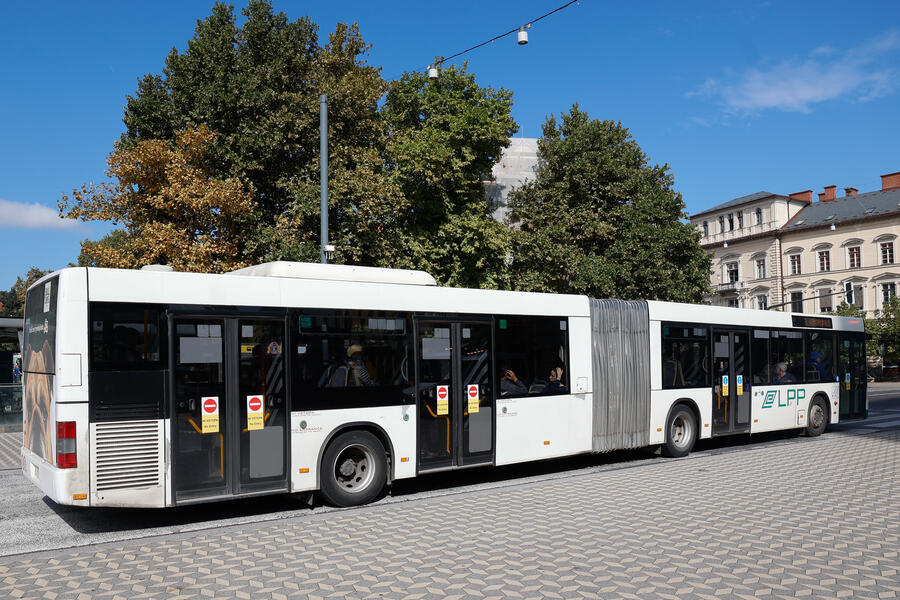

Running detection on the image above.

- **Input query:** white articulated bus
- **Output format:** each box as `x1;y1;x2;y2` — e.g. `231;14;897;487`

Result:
21;262;867;508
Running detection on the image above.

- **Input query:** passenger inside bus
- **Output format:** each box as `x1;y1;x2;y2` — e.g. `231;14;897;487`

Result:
774;362;798;384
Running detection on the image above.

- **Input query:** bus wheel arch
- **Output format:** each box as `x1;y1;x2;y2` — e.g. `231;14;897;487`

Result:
663;400;699;458
805;393;829;437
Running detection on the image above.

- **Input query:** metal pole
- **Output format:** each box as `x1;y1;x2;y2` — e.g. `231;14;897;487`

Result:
320;94;328;264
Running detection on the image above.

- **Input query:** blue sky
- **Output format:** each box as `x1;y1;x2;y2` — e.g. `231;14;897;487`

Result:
1;0;899;289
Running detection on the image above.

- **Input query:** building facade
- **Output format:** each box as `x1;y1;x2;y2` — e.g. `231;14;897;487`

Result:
691;171;900;317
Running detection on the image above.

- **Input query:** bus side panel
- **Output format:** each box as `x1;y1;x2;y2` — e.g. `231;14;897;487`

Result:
494;393;592;465
750;383;838;433
56;269;88;403
649;389;713;444
289;405;416;493
567;316;593;395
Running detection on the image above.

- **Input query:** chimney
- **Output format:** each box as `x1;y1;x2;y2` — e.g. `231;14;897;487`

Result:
789;190;813;203
819;185;836;202
882;171;900;191
844;187;858;196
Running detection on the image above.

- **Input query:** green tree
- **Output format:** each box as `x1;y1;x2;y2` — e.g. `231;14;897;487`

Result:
381;64;517;288
871;297;900;364
507;106;710;301
67;1;395;268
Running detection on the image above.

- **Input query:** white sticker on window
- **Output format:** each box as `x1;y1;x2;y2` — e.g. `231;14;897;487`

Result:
43;281;51;313
209;324;222;338
241;325;254;338
197;324;210;337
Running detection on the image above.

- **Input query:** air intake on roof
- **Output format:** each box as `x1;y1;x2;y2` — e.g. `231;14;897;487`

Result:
226;261;437;286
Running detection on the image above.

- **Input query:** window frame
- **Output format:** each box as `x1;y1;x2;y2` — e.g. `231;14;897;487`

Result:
660;323;711;390
789;254;802;275
494;315;571;398
817;250;831;272
847;246;861;269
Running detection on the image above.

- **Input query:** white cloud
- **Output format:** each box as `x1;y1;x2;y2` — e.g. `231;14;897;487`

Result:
0;198;81;230
691;29;900;113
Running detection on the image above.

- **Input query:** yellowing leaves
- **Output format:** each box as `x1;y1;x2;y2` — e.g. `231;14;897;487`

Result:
60;126;256;273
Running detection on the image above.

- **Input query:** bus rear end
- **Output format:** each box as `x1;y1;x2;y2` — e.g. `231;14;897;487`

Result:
21;269;91;507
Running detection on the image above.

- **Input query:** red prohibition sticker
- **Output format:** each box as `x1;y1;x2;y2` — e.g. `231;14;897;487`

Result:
437;386;448;400
468;385;478;398
203;398;218;413
248;396;263;412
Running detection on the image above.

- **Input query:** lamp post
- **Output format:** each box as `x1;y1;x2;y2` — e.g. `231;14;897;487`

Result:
320;94;329;264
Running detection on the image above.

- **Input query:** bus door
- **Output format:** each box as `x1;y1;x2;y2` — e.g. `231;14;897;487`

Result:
712;329;751;435
838;334;867;420
416;320;493;471
171;315;288;502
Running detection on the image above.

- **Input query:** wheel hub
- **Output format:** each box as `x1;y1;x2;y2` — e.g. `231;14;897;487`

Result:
339;459;356;478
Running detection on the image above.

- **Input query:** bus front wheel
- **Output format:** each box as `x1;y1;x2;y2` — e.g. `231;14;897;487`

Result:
664;405;697;458
805;398;828;437
320;430;387;507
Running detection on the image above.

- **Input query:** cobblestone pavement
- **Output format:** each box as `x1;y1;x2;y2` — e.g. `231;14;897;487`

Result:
0;431;20;470
1;425;899;599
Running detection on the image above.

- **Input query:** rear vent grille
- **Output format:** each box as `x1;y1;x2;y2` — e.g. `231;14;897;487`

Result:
94;421;161;491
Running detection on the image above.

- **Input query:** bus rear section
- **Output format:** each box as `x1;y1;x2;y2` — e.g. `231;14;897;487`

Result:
21;270;94;507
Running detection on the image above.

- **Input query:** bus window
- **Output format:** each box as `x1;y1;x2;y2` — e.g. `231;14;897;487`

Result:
292;311;414;411
90;303;164;370
804;331;834;383
751;330;771;384
661;325;709;389
495;317;569;396
770;330;803;384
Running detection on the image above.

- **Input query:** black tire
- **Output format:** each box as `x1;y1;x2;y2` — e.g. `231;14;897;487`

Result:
805;397;828;437
320;430;387;507
663;405;697;458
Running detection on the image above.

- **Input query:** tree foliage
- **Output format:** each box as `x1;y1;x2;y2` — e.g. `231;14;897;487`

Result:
67;1;395;268
381;65;517;288
60;127;256;272
507;106;710;301
870;297;900;364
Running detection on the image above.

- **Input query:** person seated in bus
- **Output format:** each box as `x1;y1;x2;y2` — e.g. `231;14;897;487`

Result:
500;368;527;396
347;344;375;386
806;351;826;382
545;366;568;394
774;362;798;384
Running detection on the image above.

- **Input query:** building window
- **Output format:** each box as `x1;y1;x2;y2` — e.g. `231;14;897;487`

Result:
881;242;895;265
848;246;861;269
719;215;725;233
755;258;766;279
818;289;832;313
726;262;739;283
789;254;801;275
817;250;831;272
790;292;803;313
728;213;734;231
757;295;768;310
702;221;709;237
737;212;744;229
883;283;897;306
727;298;739;308
844;282;865;309
755;208;763;225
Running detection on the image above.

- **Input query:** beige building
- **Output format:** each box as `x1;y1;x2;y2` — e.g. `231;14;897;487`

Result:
691;171;900;316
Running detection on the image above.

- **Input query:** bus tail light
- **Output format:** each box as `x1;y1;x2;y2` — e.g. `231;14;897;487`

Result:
57;421;77;469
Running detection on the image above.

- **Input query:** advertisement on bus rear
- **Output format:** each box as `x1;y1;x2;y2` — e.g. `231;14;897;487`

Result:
22;276;58;462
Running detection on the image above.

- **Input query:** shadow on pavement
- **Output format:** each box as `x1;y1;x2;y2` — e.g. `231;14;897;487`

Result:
44;421;878;536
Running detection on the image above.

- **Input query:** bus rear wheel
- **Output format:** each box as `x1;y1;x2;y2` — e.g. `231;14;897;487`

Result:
664;405;697;458
805;398;828;437
320;430;387;507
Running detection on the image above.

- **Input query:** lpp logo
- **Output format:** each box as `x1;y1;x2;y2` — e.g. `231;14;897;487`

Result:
761;388;805;409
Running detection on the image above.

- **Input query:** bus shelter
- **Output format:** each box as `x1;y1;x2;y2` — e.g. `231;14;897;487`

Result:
0;317;23;432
